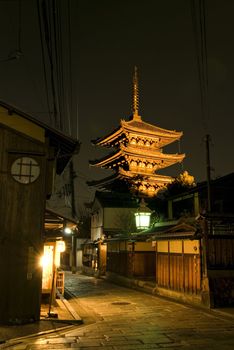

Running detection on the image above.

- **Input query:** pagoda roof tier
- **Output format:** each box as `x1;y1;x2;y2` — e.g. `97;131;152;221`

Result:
89;149;125;168
92;116;183;148
121;144;185;165
86;168;173;196
87;173;118;188
87;169;172;187
119;168;173;196
91;125;122;147
118;168;173;185
89;145;185;170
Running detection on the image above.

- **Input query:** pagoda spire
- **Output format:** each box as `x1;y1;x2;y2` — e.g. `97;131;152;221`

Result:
132;66;141;121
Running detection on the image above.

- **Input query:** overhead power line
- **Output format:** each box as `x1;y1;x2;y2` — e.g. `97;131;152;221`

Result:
191;0;213;210
37;0;53;125
190;0;209;133
36;0;75;136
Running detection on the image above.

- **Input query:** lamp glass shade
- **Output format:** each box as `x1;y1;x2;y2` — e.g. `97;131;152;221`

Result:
64;227;72;234
135;212;151;230
57;240;66;253
134;198;153;230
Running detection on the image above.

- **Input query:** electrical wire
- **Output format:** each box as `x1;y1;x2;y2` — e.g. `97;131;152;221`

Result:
54;0;63;131
37;0;78;137
36;0;53;125
191;0;214;189
190;0;209;133
42;0;60;129
17;0;22;52
67;0;72;136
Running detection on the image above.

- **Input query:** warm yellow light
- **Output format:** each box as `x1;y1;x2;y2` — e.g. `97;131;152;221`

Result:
134;198;153;230
40;254;50;268
135;212;151;229
57;240;66;253
41;245;54;291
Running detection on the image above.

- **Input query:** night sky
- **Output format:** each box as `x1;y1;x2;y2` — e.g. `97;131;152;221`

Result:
1;0;234;207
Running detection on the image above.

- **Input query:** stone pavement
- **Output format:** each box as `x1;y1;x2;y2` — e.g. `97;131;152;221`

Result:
0;291;80;343
1;271;234;349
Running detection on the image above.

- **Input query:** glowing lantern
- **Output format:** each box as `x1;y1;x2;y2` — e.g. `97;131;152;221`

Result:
134;198;153;230
57;240;66;253
64;227;72;234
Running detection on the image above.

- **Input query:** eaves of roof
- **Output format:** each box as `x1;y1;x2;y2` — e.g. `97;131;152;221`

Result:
0;100;80;174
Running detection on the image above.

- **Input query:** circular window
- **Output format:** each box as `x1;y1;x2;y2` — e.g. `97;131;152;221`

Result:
11;157;40;184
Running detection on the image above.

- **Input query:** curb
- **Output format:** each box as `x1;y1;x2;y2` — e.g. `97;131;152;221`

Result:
57;290;82;322
210;308;234;320
0;325;75;349
0;293;83;349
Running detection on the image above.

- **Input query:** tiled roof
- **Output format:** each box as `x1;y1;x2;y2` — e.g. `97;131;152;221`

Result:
122;118;182;137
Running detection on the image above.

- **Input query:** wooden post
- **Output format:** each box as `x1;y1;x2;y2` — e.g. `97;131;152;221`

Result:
71;234;77;274
200;216;212;307
69;160;77;274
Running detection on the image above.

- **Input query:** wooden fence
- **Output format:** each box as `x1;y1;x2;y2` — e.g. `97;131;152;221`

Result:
156;239;201;295
156;252;201;294
107;251;155;278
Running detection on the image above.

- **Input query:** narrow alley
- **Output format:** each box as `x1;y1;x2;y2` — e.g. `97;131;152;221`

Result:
3;271;234;350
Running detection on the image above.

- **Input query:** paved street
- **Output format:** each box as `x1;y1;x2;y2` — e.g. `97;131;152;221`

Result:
6;272;234;349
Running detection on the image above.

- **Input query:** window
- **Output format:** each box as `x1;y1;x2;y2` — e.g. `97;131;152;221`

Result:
11;157;40;184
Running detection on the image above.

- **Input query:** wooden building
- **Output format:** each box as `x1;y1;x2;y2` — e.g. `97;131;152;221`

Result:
104;173;234;308
167;172;234;219
88;67;185;197
149;215;234;307
83;191;138;276
163;174;234;306
0;101;79;324
43;208;78;299
150;175;234;307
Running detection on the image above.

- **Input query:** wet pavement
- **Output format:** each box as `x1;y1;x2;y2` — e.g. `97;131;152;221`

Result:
0;286;79;343
1;271;234;349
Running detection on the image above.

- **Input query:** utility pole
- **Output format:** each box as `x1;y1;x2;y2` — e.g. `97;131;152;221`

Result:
200;135;211;306
205;134;212;212
69;159;77;274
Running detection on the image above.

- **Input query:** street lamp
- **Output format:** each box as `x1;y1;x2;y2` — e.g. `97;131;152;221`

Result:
64;227;72;234
64;225;77;274
135;198;153;230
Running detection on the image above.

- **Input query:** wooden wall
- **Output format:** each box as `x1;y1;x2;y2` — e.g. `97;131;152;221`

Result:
107;240;155;279
206;236;234;307
107;252;129;276
98;243;107;275
0;126;46;324
156;239;201;295
207;236;234;268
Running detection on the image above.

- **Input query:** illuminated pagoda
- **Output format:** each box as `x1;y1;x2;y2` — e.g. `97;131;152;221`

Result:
88;68;185;197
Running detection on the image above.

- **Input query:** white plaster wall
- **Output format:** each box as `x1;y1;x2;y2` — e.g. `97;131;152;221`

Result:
104;207;135;231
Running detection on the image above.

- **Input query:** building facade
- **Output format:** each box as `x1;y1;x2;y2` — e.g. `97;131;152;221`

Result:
83;191;138;275
0;101;79;324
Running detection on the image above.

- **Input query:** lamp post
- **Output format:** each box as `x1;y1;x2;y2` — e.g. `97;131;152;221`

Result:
134;198;153;230
64;226;77;274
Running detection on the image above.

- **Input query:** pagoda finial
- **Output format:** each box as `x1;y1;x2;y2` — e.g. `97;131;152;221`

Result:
132;66;141;120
